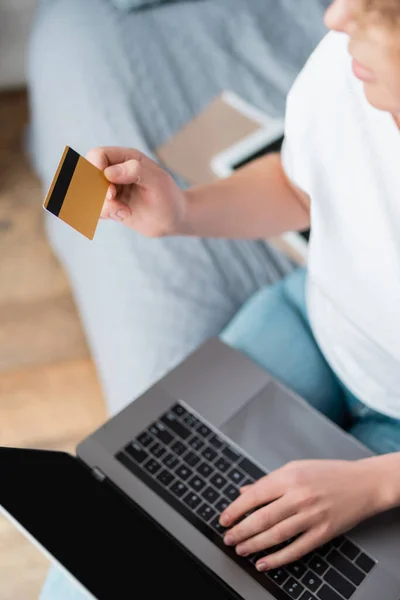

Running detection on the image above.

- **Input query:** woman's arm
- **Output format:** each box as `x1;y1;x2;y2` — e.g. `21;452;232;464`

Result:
183;153;311;238
87;147;310;240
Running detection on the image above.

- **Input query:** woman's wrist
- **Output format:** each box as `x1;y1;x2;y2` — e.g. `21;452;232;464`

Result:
359;454;400;513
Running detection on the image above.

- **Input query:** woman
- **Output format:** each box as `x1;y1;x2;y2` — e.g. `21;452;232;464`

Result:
91;0;400;569
40;0;400;596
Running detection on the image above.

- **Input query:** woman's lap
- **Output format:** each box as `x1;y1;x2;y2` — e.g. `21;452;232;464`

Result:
222;268;400;454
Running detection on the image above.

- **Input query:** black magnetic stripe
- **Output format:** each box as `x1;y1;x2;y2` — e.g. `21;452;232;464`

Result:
46;147;80;217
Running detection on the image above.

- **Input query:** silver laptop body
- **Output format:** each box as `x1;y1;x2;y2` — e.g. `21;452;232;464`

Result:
78;338;400;600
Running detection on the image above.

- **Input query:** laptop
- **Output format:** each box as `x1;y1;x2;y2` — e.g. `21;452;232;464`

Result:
1;338;400;600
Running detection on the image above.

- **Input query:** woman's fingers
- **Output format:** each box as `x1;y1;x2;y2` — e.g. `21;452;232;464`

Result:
105;159;143;185
100;186;131;222
255;527;326;572
86;146;144;171
224;498;295;547
105;157;163;189
234;514;307;557
86;147;110;170
220;475;281;527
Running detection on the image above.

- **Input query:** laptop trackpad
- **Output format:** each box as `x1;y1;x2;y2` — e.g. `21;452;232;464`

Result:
220;382;370;473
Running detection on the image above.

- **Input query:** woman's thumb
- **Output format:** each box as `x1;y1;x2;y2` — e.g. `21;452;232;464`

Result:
105;159;141;184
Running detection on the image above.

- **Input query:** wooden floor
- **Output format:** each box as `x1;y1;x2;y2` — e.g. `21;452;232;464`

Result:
0;90;107;599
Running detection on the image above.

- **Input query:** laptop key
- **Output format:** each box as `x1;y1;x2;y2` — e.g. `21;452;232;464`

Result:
182;413;200;428
209;434;224;449
170;480;188;498
224;484;240;501
125;442;148;464
196;423;212;439
183;492;202;510
137;432;153;447
316;584;342;600
227;468;246;486
209;516;226;535
188;436;205;452
327;550;365;585
162;453;179;469
171;440;186;456
299;593;317;600
355;552;375;573
249;552;263;565
241;477;255;487
332;536;345;548
161;412;191;440
149;442;166;459
188;475;206;492
268;568;289;586
283;577;304;598
202;486;219;504
317;544;331;557
183;451;200;467
301;571;322;593
340;541;359;561
308;556;328;577
143;458;162;476
175;464;192;481
238;457;266;481
197;503;216;523
156;469;174;487
171;403;186;417
324;568;356;599
215;457;231;473
197;462;214;478
149;422;174;446
287;562;307;579
215;498;229;513
202;446;218;462
210;473;227;490
222;446;241;462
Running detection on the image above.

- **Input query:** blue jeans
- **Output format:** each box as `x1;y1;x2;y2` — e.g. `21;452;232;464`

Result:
40;269;400;599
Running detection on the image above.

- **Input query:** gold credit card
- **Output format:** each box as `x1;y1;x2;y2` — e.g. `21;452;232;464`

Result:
43;146;109;240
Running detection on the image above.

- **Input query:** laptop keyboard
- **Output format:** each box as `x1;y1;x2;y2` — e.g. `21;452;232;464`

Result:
116;403;376;600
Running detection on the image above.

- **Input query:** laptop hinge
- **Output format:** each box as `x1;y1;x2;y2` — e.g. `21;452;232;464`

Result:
91;467;106;482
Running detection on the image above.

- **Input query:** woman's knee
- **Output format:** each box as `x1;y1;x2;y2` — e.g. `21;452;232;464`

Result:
220;273;347;425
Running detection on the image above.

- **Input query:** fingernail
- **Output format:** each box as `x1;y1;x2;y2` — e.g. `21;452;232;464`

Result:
107;165;122;178
224;534;234;546
115;209;129;221
220;514;231;527
236;546;248;557
256;561;268;572
106;188;113;201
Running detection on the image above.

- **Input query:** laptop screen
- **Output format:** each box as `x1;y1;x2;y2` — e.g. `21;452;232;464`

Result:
0;447;240;600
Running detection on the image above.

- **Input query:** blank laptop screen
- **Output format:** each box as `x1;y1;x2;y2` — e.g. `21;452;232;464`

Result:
0;447;239;600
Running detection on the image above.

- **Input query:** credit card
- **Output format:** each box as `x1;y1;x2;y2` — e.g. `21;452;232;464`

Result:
43;146;108;240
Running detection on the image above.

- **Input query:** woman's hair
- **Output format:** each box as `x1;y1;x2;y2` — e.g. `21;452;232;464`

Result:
363;0;400;22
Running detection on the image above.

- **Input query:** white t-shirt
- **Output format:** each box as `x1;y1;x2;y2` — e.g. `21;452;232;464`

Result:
282;31;400;419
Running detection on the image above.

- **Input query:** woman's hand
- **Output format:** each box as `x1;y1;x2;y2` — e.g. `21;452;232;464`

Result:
220;458;391;571
86;147;188;236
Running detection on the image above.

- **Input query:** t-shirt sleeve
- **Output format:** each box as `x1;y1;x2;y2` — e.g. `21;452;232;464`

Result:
280;137;295;184
280;132;310;196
